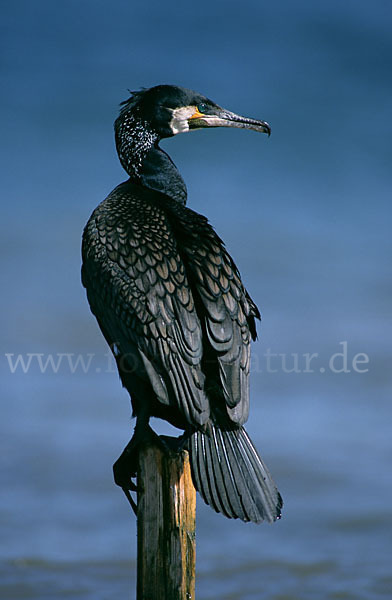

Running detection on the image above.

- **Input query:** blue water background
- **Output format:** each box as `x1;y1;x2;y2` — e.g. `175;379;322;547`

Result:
1;1;391;598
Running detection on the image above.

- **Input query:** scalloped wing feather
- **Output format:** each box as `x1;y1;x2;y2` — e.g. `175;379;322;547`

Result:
162;199;260;425
82;182;210;426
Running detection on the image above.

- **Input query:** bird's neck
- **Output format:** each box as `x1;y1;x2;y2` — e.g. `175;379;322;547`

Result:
140;147;188;205
115;114;187;205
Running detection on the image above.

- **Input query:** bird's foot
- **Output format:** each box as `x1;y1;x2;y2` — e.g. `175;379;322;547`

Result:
113;424;160;488
113;424;166;515
113;427;191;515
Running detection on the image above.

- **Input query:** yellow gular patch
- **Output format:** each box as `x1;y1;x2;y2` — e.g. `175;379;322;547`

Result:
189;108;204;120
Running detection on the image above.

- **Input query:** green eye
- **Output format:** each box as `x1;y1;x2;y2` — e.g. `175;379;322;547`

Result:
197;103;208;113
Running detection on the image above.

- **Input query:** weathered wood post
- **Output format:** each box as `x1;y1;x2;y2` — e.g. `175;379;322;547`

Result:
136;441;196;600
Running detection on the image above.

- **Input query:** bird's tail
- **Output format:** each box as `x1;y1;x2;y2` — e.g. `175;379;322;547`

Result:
189;423;282;523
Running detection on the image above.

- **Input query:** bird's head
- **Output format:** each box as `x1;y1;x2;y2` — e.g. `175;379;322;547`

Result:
117;84;271;139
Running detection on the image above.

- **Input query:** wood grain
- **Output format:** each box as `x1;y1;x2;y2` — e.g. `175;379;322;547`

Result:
137;441;196;600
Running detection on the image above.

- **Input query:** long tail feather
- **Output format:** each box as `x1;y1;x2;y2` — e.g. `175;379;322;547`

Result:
189;423;282;523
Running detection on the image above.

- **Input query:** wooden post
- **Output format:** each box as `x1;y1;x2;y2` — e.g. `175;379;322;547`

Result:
137;441;196;600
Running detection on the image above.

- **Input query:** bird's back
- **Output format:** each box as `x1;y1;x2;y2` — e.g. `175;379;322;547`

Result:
82;180;259;428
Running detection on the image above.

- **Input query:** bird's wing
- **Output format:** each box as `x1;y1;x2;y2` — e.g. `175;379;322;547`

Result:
163;199;260;425
81;183;209;426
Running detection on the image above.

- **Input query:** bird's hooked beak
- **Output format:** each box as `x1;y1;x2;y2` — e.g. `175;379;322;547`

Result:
188;106;271;136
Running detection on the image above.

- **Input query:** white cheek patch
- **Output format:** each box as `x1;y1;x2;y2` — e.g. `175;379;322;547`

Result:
169;106;196;135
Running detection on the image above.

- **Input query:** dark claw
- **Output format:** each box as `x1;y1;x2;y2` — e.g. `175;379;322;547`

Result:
159;431;190;452
113;451;137;488
128;479;138;492
122;487;137;516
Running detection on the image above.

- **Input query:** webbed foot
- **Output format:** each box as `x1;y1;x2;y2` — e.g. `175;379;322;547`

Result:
113;426;191;515
113;424;164;515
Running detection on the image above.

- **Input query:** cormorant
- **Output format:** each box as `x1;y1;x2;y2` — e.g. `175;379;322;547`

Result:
82;85;282;523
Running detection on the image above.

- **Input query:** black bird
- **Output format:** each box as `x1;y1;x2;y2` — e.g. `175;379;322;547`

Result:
82;85;282;523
